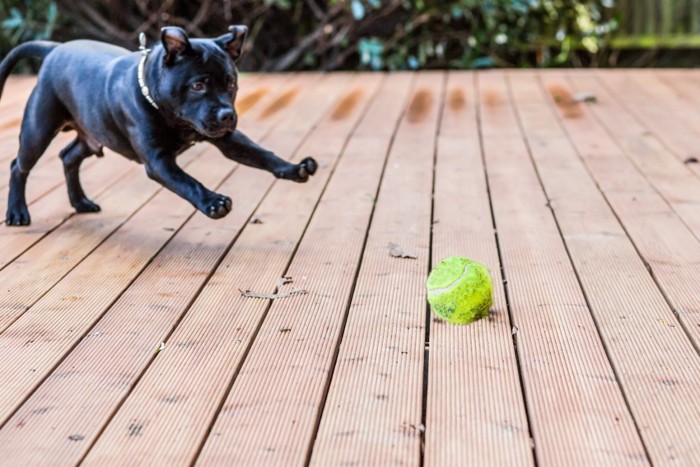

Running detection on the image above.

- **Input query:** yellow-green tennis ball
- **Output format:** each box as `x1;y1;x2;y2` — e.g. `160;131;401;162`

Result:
426;257;493;325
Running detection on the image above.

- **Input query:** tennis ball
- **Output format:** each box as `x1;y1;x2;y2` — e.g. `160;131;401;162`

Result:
426;256;493;325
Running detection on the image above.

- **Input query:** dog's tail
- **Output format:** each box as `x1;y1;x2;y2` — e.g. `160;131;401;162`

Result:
0;41;60;101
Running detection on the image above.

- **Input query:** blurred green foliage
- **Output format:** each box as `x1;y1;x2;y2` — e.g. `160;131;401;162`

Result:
0;0;617;71
1;0;58;70
349;0;618;70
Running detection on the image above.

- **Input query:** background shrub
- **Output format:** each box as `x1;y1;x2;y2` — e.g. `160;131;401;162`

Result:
2;0;618;71
1;0;58;71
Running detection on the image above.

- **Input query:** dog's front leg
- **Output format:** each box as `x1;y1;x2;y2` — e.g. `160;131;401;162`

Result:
212;130;318;182
144;155;232;219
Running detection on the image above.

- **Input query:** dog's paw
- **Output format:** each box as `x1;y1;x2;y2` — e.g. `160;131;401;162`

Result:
5;206;31;226
73;198;101;213
294;157;318;183
203;194;232;219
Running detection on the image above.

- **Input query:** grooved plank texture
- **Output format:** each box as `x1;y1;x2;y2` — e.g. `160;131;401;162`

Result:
81;73;375;465
309;72;444;466
560;71;700;351
478;71;646;466
521;71;700;465
0;75;308;465
196;73;407;466
1;71;700;466
0;148;233;426
425;71;533;467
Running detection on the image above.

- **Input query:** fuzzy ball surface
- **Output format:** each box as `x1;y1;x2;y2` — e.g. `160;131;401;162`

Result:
426;256;493;325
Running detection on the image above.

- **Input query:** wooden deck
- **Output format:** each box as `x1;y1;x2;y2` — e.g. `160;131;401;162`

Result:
1;70;700;466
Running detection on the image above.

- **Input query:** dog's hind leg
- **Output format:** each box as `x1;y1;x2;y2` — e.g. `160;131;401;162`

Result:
60;137;100;213
6;85;68;226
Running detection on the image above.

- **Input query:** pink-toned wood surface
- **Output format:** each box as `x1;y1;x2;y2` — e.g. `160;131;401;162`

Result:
478;71;645;466
196;73;404;466
526;71;700;465
425;71;532;467
1;72;700;466
310;71;443;466
82;73;376;465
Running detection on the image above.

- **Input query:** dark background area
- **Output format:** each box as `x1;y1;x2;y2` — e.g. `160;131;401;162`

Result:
2;0;700;72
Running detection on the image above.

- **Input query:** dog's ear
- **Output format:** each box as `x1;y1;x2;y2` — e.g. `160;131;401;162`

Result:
216;25;248;62
161;27;192;65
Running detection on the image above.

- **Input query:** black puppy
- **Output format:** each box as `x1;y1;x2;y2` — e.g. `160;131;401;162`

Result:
0;25;317;226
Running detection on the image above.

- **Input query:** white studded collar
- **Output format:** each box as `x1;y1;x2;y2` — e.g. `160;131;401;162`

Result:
137;32;159;110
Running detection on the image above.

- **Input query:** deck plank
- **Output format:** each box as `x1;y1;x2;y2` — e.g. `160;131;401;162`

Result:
0;76;35;115
81;73;378;465
655;69;700;111
0;154;133;266
521;71;700;464
424;71;533;467
0;148;238;424
478;71;646;466
0;144;203;332
598;70;700;178
1;71;700;465
0;73;326;463
559;72;700;348
195;73;410;466
309;72;444;466
593;71;700;237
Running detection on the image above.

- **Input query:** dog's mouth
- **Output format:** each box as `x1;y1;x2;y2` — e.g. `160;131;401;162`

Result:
201;127;230;138
177;115;235;139
190;123;234;139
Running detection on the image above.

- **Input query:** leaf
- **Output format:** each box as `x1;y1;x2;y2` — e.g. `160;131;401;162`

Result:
351;0;365;20
239;289;288;299
275;275;293;289
2;17;23;29
358;38;383;70
239;287;307;300
471;56;495;69
388;242;417;259
571;92;597;103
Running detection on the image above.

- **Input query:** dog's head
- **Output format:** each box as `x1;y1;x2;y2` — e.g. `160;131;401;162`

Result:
154;25;247;138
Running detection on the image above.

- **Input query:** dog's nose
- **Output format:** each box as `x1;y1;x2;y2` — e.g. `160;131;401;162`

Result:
217;108;236;125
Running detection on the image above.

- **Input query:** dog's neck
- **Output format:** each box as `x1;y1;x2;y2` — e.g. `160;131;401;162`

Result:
137;33;159;110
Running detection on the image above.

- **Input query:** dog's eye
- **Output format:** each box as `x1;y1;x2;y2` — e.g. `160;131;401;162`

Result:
191;82;206;92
